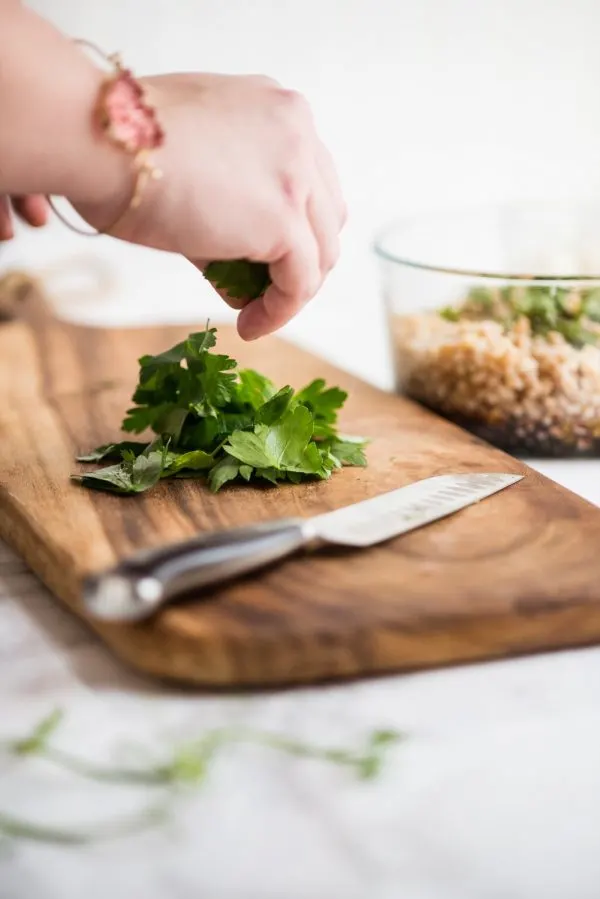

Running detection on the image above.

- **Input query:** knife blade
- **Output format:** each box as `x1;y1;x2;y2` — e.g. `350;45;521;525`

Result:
83;471;523;622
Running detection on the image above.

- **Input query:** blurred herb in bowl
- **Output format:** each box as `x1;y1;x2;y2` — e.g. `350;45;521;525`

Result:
440;283;600;348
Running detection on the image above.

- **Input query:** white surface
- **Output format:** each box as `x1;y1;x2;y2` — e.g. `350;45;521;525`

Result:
2;1;600;897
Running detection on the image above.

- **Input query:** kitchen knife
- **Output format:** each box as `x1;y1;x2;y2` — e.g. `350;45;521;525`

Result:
83;471;523;622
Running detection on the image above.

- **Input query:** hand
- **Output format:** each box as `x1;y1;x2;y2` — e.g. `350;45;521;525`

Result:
0;194;49;239
75;73;346;340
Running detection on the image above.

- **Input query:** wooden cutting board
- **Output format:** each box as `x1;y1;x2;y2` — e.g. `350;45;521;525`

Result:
1;282;600;688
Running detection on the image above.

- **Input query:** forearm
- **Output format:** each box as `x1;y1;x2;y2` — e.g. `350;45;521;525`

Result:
0;1;129;206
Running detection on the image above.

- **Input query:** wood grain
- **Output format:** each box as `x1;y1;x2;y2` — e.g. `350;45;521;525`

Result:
1;286;600;687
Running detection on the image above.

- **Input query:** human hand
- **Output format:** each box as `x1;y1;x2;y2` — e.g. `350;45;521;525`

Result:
0;194;49;240
75;73;346;340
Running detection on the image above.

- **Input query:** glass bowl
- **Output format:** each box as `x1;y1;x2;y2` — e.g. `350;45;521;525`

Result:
373;201;600;457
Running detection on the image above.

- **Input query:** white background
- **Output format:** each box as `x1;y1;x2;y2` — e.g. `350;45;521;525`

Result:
3;3;600;898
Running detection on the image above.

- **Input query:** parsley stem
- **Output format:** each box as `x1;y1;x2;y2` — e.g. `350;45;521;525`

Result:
0;805;167;846
40;747;172;786
181;726;404;780
7;728;402;787
4;711;403;791
0;713;403;848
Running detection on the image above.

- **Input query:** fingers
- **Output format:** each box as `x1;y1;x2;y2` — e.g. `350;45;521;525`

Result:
237;223;320;340
0;197;13;241
181;76;345;340
307;169;340;278
0;195;50;241
219;292;251;311
235;153;344;340
11;195;49;228
316;142;347;230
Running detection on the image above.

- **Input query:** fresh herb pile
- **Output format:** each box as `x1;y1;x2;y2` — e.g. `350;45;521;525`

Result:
440;283;600;348
74;326;367;496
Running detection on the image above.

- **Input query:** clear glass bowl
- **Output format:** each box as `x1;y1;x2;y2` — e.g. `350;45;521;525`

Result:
373;201;600;457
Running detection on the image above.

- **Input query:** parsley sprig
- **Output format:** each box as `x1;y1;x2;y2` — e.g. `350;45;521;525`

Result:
0;710;403;846
73;326;367;495
440;283;600;348
6;710;402;788
204;260;270;300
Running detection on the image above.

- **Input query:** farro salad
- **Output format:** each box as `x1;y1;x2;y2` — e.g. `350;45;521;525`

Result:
391;284;600;456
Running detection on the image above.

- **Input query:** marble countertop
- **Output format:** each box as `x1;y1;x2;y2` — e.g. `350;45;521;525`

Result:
2;225;600;899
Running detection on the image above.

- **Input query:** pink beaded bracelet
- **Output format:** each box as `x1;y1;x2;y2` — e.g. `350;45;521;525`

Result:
49;39;165;236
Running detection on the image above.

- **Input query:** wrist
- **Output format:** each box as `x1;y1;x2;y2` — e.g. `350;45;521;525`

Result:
0;6;132;209
70;71;167;238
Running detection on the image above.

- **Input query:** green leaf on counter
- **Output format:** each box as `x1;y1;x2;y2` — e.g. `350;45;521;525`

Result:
73;437;170;495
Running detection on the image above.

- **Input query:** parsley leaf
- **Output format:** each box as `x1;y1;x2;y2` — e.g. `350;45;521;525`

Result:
327;436;369;467
135;339;190;379
294;378;348;439
255;386;294;425
164;449;214;474
207;456;241;493
74;438;170;495
236;369;277;409
123;404;189;440
203;261;270;300
225;406;316;471
187;352;238;416
76;441;148;463
255;467;281;485
75;327;368;495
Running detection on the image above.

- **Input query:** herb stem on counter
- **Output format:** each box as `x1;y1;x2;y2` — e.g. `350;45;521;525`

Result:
1;711;404;847
4;711;404;791
0;806;167;846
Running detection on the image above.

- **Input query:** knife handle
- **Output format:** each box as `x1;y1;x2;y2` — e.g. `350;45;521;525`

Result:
82;518;312;622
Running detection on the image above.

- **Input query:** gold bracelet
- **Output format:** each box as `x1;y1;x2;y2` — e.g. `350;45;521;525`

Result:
48;39;165;237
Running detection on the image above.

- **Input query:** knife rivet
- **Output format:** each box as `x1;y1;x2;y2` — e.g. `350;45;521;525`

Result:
136;577;163;605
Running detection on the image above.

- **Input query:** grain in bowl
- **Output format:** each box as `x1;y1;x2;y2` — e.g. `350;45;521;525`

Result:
391;285;600;456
